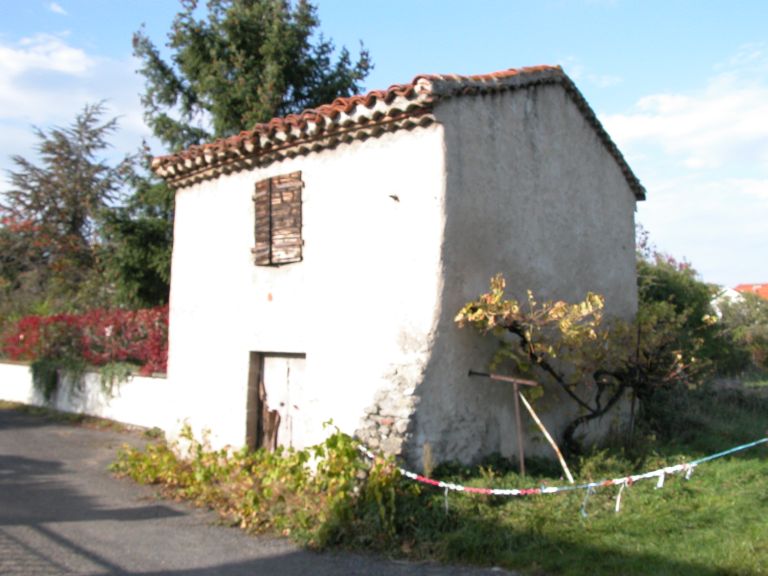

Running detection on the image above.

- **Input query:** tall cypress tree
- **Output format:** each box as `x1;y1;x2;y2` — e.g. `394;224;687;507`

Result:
109;0;372;306
133;0;372;151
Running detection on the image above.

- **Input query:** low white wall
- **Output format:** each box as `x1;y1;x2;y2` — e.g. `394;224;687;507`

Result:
0;361;186;434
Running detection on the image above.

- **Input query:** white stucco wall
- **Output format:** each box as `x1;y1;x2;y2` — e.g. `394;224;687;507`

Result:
0;361;180;431
168;125;446;449
167;82;639;463
407;84;639;465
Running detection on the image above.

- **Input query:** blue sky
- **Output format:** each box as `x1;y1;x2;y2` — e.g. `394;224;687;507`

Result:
1;0;766;287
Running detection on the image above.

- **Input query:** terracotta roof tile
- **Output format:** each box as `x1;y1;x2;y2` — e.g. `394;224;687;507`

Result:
734;283;768;300
152;65;645;200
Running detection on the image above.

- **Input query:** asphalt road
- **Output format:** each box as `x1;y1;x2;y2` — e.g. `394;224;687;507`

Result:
0;407;513;575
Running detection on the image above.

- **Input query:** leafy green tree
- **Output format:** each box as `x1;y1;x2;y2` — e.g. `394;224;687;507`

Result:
0;103;133;316
133;0;372;151
635;249;748;374
116;0;373;306
718;293;768;373
101;148;174;307
637;255;713;336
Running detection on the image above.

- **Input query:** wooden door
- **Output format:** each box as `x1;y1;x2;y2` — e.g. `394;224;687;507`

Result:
246;352;306;451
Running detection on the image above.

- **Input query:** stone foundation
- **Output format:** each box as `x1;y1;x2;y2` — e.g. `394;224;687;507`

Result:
356;364;421;456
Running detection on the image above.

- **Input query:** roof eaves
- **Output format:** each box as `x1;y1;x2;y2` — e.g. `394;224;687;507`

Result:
152;65;645;201
152;85;434;188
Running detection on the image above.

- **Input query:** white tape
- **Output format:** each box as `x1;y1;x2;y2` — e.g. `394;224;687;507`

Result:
356;437;767;503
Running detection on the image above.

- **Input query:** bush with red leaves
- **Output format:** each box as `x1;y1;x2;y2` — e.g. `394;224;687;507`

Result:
1;307;168;376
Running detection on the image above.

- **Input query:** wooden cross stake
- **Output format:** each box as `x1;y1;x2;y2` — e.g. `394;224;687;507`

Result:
467;370;574;483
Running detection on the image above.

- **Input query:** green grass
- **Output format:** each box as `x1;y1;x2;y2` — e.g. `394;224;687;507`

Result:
397;385;768;575
107;385;768;575
409;455;767;575
727;369;768;390
744;376;768;390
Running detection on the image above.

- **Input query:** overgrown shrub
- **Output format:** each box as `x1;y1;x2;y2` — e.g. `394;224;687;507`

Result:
1;306;168;376
635;239;764;376
3;313;84;365
455;274;706;454
636;254;730;373
111;425;405;549
718;293;768;374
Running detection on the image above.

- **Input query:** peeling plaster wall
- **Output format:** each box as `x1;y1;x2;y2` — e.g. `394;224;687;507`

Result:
405;84;639;467
167;125;446;450
167;83;639;462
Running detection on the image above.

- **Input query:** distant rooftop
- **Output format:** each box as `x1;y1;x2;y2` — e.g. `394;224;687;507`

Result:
734;283;768;300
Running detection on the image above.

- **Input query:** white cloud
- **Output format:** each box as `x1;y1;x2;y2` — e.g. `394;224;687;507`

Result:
636;176;768;286
604;44;768;286
561;56;585;81
0;33;93;77
0;36;154;196
716;42;768;75
603;44;768;172
49;2;67;15
0;35;147;134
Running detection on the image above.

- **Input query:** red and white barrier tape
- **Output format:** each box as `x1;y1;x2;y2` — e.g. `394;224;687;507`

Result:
358;437;768;500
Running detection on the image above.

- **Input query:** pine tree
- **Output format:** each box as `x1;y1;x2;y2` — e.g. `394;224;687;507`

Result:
133;0;372;151
114;0;373;306
101;148;174;307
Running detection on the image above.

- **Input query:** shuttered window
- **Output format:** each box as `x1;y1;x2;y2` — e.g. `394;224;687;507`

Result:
252;172;303;266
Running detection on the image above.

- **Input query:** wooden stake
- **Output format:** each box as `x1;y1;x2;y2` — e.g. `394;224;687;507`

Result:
513;382;525;477
468;370;538;387
517;391;574;484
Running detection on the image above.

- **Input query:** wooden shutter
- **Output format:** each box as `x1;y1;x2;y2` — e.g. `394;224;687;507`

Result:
253;178;272;265
253;172;303;266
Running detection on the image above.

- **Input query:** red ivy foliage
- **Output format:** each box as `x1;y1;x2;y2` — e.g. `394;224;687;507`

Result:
2;307;168;376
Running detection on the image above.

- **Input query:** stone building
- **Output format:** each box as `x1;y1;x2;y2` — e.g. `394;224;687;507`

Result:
153;65;644;467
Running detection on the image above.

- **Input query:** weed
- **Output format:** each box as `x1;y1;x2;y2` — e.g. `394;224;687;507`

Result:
0;400;24;410
112;387;768;575
98;361;136;397
31;356;87;401
111;423;404;549
143;426;164;440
